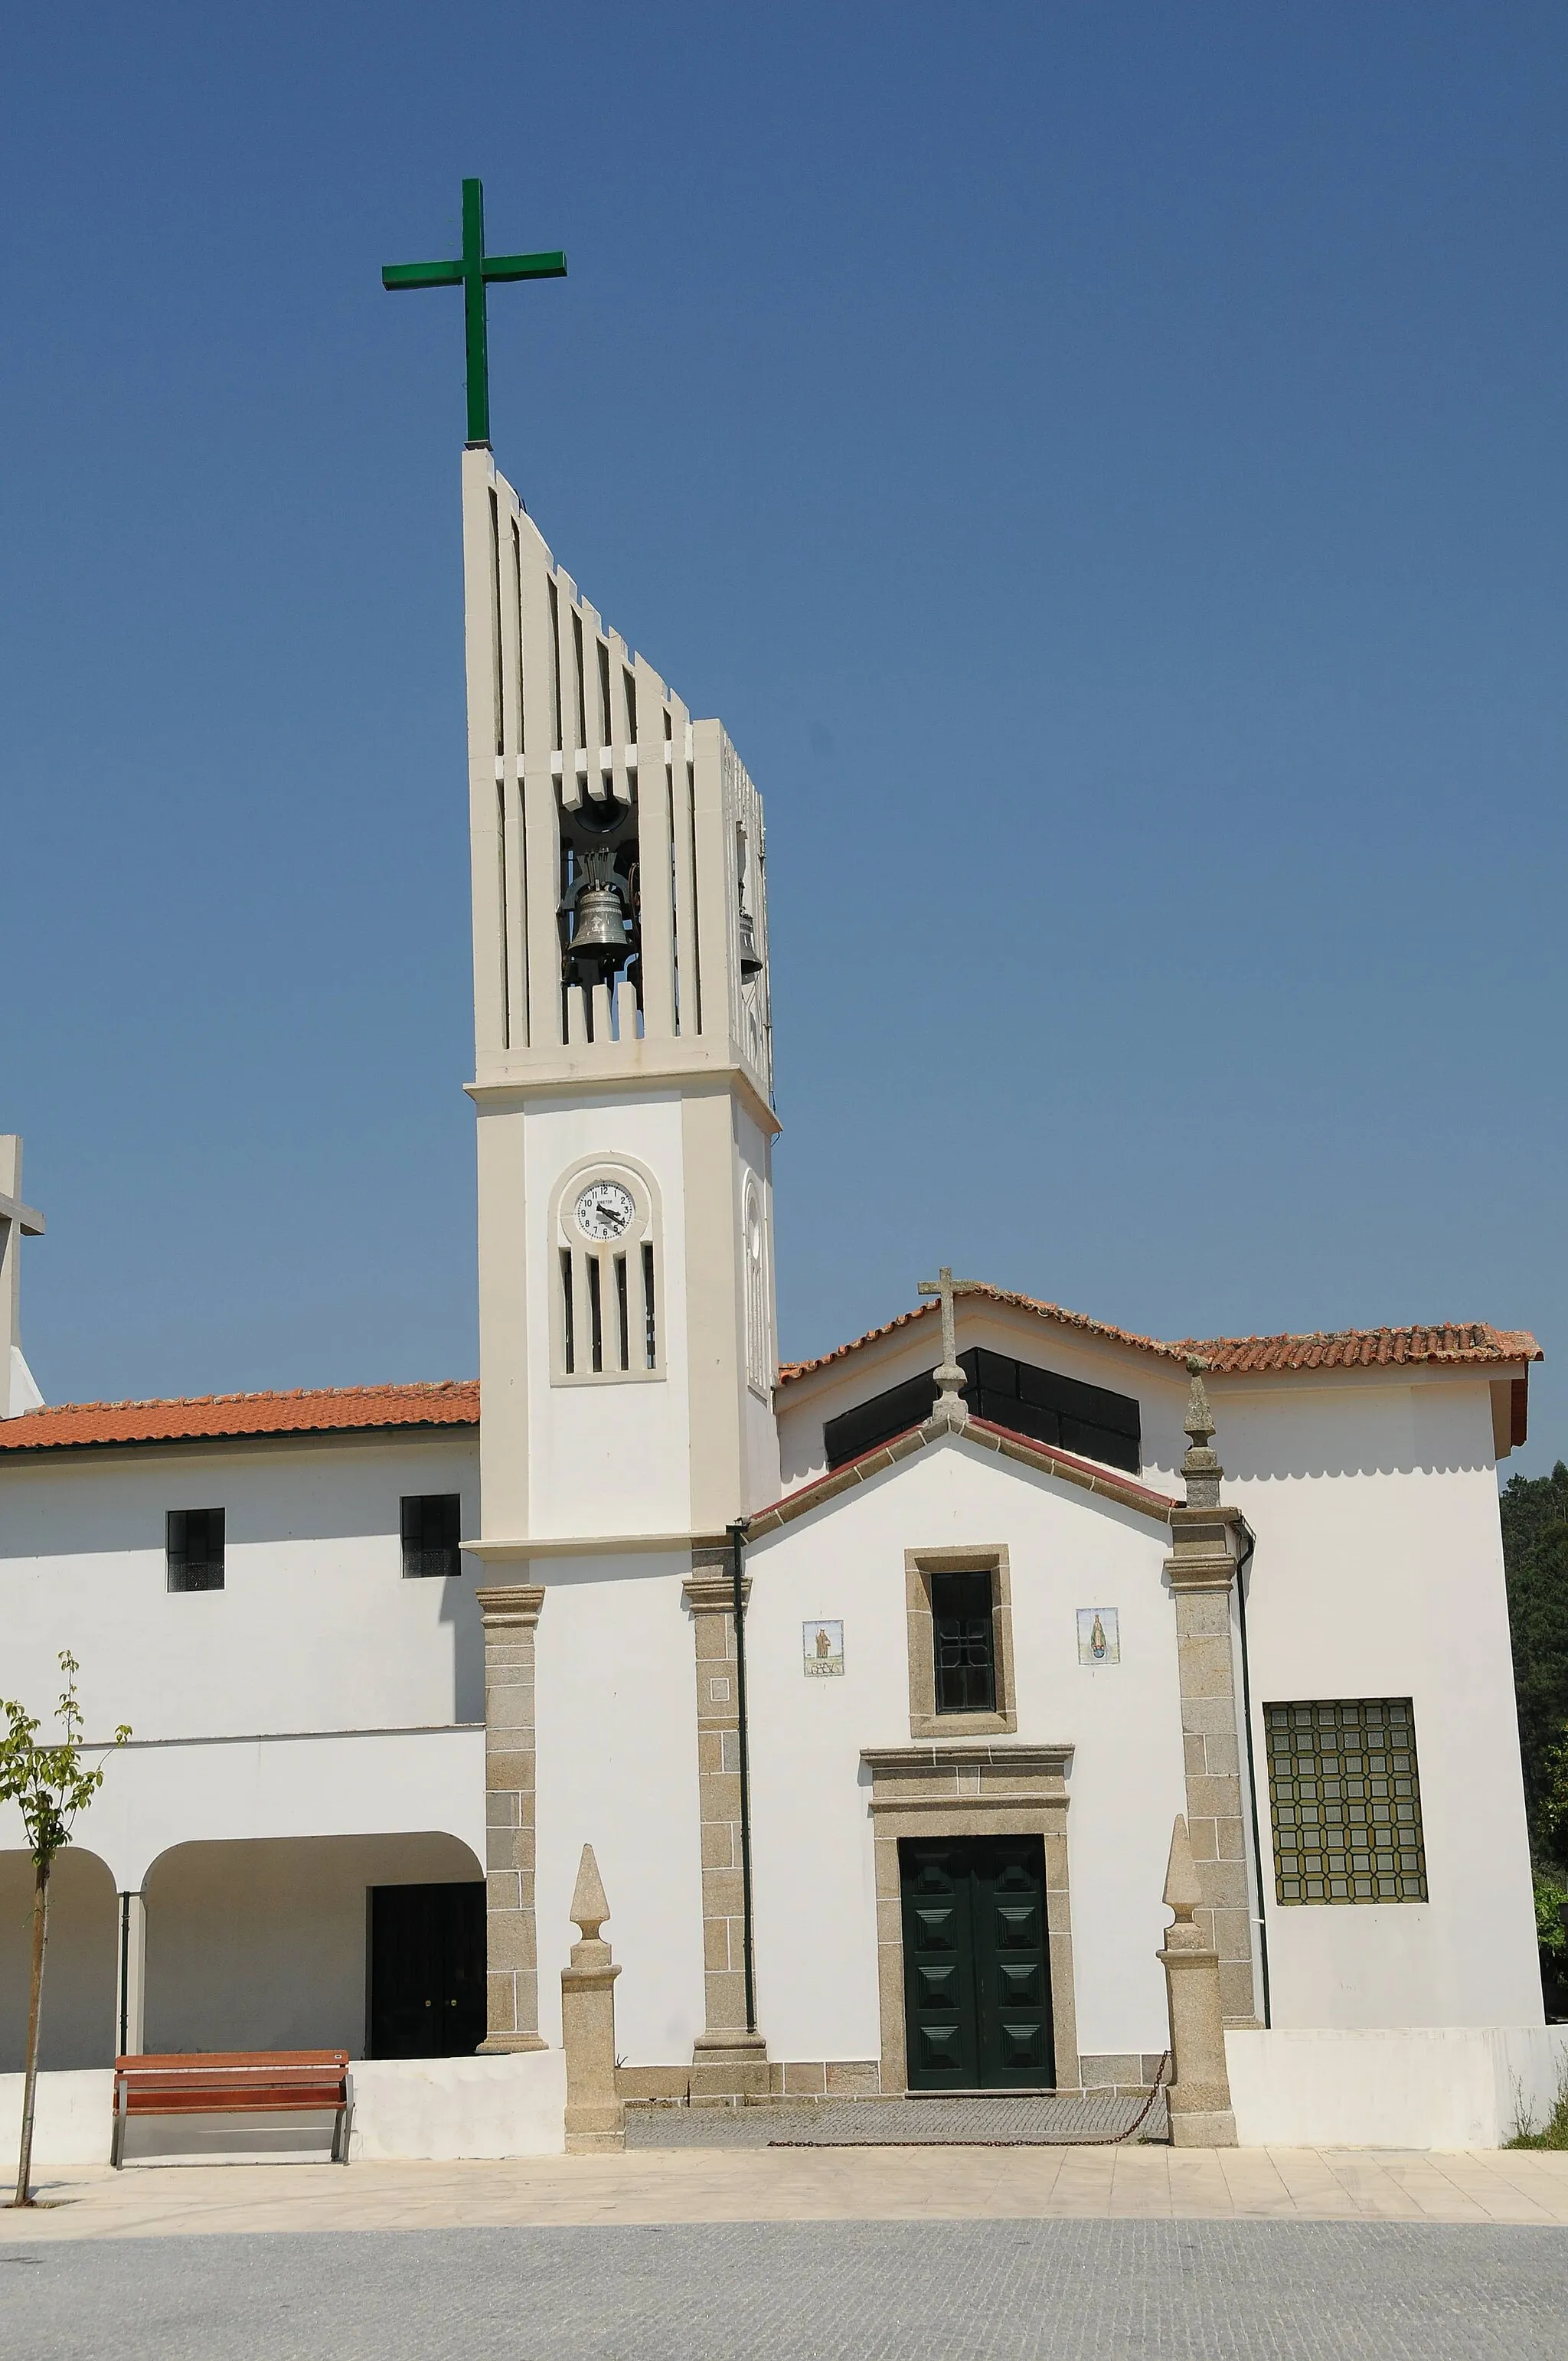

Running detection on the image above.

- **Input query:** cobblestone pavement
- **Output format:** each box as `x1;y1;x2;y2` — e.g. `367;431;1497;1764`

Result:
628;2094;1170;2145
2;2219;1563;2360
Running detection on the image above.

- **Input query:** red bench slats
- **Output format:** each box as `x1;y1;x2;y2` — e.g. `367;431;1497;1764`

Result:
111;2050;352;2165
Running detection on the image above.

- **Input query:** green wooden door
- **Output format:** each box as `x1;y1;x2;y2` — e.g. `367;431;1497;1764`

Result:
899;1837;1054;2091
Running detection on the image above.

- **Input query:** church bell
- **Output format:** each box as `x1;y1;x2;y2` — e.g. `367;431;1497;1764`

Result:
737;906;763;980
569;884;629;962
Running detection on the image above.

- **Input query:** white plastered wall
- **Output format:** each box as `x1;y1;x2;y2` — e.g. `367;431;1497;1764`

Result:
1218;1371;1542;2030
743;1435;1187;2068
530;1552;706;2065
0;1431;485;1745
0;1429;492;2066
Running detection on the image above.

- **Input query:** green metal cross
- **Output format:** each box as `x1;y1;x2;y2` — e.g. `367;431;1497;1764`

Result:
383;179;566;446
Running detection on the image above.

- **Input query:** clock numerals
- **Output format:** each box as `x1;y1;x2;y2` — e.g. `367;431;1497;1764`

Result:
575;1181;635;1243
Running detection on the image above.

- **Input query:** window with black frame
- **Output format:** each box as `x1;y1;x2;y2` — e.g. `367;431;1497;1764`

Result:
931;1568;997;1714
166;1507;225;1592
401;1494;462;1580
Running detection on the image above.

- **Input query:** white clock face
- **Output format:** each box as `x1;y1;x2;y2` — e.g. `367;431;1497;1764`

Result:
575;1180;635;1243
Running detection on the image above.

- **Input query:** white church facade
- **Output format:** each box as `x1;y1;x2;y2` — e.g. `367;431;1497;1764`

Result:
0;446;1552;2131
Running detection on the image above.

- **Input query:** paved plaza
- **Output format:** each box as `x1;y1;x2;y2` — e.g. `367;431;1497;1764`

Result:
3;2144;1568;2359
2;2215;1566;2361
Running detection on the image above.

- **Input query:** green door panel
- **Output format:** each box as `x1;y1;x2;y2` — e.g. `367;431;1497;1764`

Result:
899;1835;1054;2092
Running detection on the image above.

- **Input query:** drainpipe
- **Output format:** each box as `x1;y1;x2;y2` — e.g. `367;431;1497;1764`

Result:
727;1518;758;2036
1233;1521;1272;2027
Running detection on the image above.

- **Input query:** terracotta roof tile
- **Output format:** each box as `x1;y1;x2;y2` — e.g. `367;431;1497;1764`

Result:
777;1289;1541;1385
1182;1324;1542;1374
0;1381;479;1455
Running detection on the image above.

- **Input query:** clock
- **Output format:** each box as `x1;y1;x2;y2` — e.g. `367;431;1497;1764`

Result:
575;1180;635;1243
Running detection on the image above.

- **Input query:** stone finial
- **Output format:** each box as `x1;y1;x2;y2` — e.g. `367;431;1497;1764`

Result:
1180;1354;1222;1507
1157;1810;1237;2147
1163;1814;1203;1919
570;1843;609;1942
561;1840;624;2154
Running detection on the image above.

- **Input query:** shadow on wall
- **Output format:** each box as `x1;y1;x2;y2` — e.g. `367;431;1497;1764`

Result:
143;1831;483;2057
0;1847;117;2072
1192;1386;1498;1487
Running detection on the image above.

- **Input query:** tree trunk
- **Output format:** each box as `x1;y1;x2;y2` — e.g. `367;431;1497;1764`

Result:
13;1854;50;2208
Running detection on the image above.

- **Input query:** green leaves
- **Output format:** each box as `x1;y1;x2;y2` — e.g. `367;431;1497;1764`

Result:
0;1651;129;1869
1501;1459;1568;1860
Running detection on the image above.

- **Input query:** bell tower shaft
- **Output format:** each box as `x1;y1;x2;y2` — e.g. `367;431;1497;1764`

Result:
459;449;781;1553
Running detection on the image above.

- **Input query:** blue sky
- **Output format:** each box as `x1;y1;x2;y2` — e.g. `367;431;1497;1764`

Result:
3;3;1566;1473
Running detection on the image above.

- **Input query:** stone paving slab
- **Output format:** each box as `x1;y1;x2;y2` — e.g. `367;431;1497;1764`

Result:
2;2219;1566;2361
632;2094;1170;2146
3;2144;1567;2240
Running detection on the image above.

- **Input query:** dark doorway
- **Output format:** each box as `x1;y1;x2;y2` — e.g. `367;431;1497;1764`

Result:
899;1836;1054;2090
368;1882;486;2059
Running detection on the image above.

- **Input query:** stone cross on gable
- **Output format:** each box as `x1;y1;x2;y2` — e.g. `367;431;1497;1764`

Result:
0;1135;44;1421
917;1265;982;1416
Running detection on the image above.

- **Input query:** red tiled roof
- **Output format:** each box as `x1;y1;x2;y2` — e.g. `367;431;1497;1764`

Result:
0;1381;480;1455
778;1289;1541;1384
1183;1325;1542;1374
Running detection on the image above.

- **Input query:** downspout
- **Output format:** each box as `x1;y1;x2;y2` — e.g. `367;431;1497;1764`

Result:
1234;1520;1272;2027
727;1517;758;2036
118;1892;131;2056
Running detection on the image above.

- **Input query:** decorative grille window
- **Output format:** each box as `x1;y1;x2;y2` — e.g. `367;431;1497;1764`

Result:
1264;1698;1428;1904
401;1494;462;1581
167;1507;224;1593
932;1569;997;1715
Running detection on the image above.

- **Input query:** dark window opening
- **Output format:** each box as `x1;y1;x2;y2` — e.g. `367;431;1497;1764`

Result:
588;1256;603;1373
402;1494;462;1580
167;1506;224;1592
615;1252;630;1371
823;1347;1141;1475
932;1569;996;1714
560;1247;576;1373
642;1241;657;1367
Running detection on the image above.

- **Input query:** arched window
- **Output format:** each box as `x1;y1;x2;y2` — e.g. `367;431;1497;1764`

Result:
550;1158;663;1383
743;1180;772;1398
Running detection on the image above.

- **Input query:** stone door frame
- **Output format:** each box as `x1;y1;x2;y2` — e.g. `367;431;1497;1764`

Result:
862;1741;1079;2095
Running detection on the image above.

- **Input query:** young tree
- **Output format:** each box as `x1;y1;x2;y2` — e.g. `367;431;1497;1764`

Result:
0;1653;129;2208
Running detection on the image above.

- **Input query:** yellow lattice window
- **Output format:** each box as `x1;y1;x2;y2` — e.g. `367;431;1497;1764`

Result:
1264;1698;1427;1905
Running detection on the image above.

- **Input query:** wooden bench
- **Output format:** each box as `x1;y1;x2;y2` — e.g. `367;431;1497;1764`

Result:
111;2051;352;2167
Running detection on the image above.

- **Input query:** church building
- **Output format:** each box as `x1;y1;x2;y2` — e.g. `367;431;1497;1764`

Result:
0;423;1550;2124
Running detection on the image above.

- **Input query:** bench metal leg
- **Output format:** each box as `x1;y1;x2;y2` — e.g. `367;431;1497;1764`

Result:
110;2086;126;2170
333;2100;354;2165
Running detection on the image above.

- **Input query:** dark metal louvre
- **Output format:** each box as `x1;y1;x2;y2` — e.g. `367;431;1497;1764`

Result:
823;1348;1141;1475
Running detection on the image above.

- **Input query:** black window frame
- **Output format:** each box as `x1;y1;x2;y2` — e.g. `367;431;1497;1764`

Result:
401;1493;463;1581
166;1506;225;1593
931;1567;998;1716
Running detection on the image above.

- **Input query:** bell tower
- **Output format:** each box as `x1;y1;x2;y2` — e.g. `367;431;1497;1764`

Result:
461;448;781;1551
